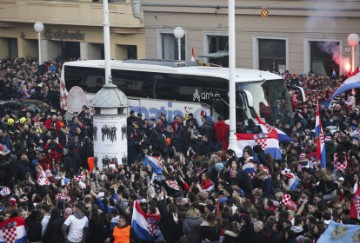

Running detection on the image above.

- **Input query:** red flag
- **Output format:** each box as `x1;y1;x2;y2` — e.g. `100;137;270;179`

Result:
191;48;195;62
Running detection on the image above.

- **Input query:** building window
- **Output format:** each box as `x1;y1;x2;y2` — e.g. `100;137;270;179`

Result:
310;41;339;76
204;34;229;67
258;39;286;73
160;32;185;60
127;45;137;60
8;38;18;59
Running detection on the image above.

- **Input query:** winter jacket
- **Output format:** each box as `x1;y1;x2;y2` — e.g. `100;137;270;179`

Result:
199;221;219;243
43;208;65;243
157;200;183;242
222;230;239;243
87;216;106;243
237;223;254;243
182;216;204;243
27;218;43;242
214;120;226;142
262;176;275;197
251;229;267;243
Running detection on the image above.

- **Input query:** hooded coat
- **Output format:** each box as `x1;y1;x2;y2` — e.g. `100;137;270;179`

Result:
182;216;204;243
43;208;65;243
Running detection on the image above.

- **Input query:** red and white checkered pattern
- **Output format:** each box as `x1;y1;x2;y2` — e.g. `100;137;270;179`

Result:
166;180;180;191
74;174;86;182
281;194;297;211
255;138;267;150
60;79;69;110
265;123;275;134
37;176;50;186
147;222;160;237
335;162;347;170
56;193;71;202
2;223;17;243
282;194;291;205
0;187;11;196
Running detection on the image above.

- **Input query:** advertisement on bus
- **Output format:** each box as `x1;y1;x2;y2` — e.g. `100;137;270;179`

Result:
127;99;211;125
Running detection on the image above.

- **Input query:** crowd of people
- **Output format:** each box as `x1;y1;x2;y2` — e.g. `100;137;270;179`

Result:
0;56;359;243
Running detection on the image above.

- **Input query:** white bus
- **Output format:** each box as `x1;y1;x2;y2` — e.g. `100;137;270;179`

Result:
61;59;302;125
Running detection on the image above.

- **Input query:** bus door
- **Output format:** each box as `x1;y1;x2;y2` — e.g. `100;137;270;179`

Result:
236;90;254;124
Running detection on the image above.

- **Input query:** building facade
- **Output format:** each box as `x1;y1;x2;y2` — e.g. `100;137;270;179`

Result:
142;0;360;75
0;0;145;62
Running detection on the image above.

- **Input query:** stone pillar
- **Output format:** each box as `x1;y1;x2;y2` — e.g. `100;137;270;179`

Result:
92;83;128;170
0;39;8;58
80;42;102;60
41;40;61;62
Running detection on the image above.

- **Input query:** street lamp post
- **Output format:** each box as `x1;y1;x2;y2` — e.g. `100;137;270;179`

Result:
228;0;237;150
34;21;44;64
174;27;185;61
103;0;112;85
347;33;360;73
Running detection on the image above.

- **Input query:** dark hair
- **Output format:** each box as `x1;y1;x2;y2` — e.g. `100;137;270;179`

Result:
226;149;235;156
242;214;251;225
90;205;101;226
168;203;178;213
41;204;51;213
74;203;85;212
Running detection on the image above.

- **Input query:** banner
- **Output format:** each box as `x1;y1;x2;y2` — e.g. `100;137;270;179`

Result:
93;116;127;169
318;221;360;243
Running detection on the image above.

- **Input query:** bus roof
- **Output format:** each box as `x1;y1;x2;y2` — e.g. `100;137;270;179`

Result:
63;60;283;82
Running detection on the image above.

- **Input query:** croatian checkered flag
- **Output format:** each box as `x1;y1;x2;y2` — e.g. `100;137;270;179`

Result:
254;133;268;150
282;194;291;205
255;116;294;143
281;194;297;211
1;222;17;243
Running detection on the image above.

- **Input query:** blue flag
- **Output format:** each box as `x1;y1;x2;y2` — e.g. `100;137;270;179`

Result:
143;155;163;175
318;221;360;243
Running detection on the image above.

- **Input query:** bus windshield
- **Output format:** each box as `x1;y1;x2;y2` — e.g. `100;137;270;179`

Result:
237;79;293;125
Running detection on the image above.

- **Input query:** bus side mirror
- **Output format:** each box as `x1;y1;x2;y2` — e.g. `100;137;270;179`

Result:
243;90;254;107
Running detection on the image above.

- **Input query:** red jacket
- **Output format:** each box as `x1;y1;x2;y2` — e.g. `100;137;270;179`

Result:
220;124;230;151
200;178;213;191
214;120;226;142
44;118;62;132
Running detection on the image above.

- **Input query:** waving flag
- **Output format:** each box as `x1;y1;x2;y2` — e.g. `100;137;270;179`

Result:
131;200;161;241
236;131;282;160
255;116;294;142
315;102;326;169
143;155;163;175
317;221;360;243
324;71;360;107
0;217;27;243
350;186;360;220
